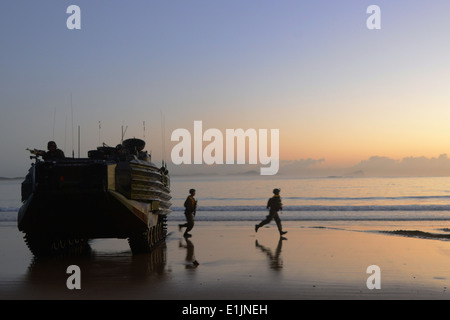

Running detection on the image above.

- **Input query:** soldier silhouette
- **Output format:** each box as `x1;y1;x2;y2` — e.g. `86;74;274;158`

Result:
179;189;197;238
255;188;287;236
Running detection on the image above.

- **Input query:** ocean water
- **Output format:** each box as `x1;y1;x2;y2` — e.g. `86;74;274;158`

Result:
4;175;450;223
170;175;450;222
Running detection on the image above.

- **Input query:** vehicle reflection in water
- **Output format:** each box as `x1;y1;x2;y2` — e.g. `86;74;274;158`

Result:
23;239;168;297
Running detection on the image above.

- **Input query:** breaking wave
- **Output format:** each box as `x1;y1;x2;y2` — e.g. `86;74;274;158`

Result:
0;207;19;212
171;204;450;212
4;202;450;223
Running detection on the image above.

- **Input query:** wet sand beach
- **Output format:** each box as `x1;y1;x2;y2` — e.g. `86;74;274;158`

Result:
2;220;450;300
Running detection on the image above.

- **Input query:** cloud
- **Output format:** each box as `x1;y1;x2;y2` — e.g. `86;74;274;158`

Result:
278;158;326;175
348;154;450;176
167;154;450;177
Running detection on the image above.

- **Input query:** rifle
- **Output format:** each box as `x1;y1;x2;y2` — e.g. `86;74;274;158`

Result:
26;148;45;157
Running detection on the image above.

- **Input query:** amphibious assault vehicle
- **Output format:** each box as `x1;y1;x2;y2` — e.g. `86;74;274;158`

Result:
18;138;171;257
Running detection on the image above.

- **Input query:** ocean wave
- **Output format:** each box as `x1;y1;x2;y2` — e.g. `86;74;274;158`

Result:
172;195;450;202
171;204;450;212
4;204;450;223
0;212;18;222
284;195;450;201
381;230;450;240
5;203;450;214
168;210;450;222
2;208;450;223
0;207;19;212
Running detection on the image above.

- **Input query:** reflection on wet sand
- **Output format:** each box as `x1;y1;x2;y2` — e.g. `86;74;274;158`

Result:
179;237;200;269
255;237;286;271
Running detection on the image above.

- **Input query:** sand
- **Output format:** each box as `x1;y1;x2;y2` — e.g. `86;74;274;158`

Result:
1;220;450;301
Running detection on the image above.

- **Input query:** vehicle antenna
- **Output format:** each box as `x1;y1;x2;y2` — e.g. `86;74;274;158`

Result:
143;121;146;139
52;106;56;140
71;93;74;158
78;125;80;158
121;122;128;144
64;115;67;154
160;110;165;165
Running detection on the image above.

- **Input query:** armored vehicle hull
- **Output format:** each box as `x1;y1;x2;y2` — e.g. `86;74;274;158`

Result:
19;139;171;257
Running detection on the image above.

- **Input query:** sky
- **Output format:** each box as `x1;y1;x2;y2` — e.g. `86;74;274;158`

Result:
2;1;450;177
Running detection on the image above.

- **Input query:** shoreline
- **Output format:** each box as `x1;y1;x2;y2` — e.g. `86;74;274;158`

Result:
1;220;450;300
